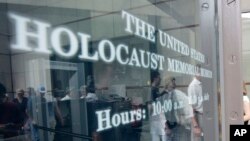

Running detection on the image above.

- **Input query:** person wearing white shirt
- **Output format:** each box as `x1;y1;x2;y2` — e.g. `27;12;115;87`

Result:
61;88;73;101
162;77;193;141
243;82;250;125
188;76;203;141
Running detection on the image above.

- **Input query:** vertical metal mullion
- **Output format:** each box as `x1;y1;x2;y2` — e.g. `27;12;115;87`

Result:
199;0;220;141
218;1;243;141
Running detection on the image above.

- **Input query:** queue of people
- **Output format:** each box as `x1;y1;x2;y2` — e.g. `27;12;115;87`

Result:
0;81;97;141
0;84;50;140
1;73;250;141
0;83;23;139
149;71;204;141
148;71;250;141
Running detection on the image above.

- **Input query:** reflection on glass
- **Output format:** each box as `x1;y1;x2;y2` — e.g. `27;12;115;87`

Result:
0;0;219;141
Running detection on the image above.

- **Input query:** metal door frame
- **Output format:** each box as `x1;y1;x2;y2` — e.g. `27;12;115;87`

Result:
217;0;243;141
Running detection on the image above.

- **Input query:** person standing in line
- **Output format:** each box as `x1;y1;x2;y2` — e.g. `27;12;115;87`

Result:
162;77;193;141
26;87;40;141
0;83;23;139
53;90;67;141
80;85;87;99
149;71;166;141
13;89;29;125
61;87;74;101
188;70;203;141
36;85;48;140
243;81;250;125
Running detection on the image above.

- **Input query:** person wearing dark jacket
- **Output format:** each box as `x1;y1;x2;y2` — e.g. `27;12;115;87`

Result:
13;89;28;125
0;83;23;139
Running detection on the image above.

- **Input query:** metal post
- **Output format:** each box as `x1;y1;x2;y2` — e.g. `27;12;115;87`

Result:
218;0;243;141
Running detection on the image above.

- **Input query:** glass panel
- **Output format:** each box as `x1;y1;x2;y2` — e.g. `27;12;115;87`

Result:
0;0;219;141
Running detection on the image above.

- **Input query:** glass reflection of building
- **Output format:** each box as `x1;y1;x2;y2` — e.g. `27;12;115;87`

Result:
0;0;221;141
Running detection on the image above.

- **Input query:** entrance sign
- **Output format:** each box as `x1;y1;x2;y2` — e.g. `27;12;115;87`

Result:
9;13;165;70
121;10;204;63
96;109;146;132
122;10;156;42
8;11;214;132
10;13;51;54
8;11;212;78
